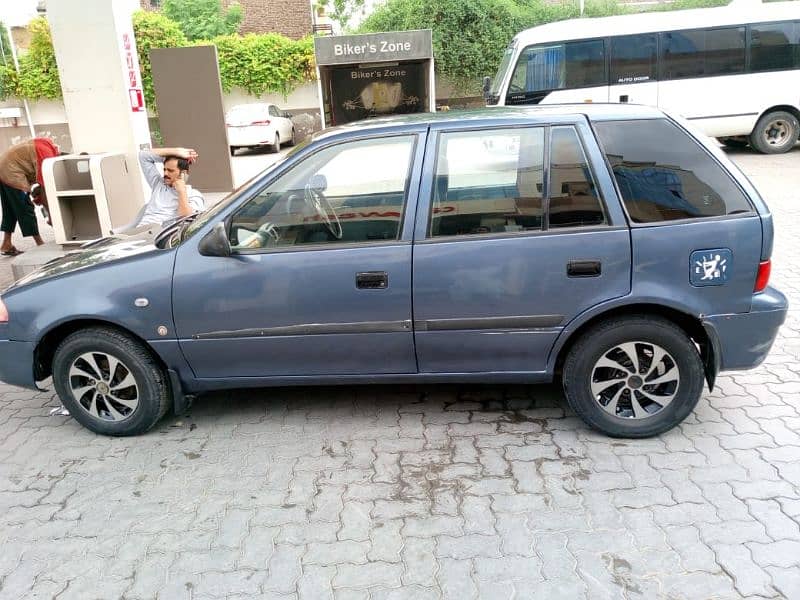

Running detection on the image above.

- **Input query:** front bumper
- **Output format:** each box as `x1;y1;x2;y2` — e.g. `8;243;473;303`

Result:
703;286;788;371
0;336;36;389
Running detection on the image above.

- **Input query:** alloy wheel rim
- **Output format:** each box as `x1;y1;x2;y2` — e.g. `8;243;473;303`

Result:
68;352;139;422
590;341;679;420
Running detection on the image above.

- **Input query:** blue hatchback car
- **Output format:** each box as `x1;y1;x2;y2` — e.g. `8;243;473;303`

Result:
0;105;788;437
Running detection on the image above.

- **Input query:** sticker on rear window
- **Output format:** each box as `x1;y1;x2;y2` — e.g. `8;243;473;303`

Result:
691;249;732;287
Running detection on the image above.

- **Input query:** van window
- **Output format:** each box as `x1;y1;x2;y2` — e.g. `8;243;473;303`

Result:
509;40;605;95
610;34;657;84
749;21;799;72
430;128;545;237
594;119;753;223
661;27;745;79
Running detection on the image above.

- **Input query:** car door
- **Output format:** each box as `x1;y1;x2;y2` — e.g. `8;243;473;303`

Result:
412;117;631;374
269;105;291;141
172;129;425;378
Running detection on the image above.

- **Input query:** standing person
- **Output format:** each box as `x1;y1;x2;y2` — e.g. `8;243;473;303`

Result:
0;137;60;256
138;147;204;227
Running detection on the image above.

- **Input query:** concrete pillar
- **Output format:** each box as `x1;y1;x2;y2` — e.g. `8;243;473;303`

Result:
47;0;150;204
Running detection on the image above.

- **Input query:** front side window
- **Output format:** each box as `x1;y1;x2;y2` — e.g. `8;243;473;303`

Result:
610;34;657;84
750;21;799;72
229;135;415;250
508;39;605;98
430;128;545;237
594;119;753;223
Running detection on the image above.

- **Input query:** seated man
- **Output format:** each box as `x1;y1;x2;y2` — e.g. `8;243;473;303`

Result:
138;147;204;226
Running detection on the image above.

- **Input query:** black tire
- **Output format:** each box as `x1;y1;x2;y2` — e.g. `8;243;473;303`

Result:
750;110;799;154
52;327;170;436
230;146;238;156
719;137;749;149
562;316;704;438
272;133;281;153
287;128;296;146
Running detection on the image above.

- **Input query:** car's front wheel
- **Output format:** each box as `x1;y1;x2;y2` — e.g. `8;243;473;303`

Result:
563;316;704;438
52;327;170;436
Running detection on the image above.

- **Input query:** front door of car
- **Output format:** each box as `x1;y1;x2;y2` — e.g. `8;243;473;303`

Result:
172;132;424;378
412;120;632;374
269;105;291;141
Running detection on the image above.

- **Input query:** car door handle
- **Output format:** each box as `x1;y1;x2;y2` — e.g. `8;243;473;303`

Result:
567;260;602;277
356;271;388;289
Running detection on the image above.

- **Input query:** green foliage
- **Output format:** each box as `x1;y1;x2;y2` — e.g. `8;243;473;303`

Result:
211;33;315;97
329;0;366;32
132;10;188;107
14;17;61;101
359;0;732;94
0;21;16;100
161;0;243;41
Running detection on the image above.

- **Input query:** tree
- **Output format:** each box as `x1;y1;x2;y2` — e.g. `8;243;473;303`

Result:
0;21;16;100
328;0;366;32
161;0;243;41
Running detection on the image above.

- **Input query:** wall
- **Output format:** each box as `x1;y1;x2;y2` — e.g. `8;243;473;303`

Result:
138;0;313;40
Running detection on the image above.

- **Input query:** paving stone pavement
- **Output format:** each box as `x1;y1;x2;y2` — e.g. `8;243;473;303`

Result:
0;149;798;599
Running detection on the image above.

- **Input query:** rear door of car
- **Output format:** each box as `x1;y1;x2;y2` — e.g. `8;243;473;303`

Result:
411;115;632;374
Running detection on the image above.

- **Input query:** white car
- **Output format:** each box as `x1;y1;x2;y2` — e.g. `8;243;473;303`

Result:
226;103;296;155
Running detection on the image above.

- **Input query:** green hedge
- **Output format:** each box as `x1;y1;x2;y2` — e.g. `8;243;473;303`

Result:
0;11;315;109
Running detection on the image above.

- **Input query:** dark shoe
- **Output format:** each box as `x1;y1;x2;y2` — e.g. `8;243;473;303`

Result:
0;248;23;256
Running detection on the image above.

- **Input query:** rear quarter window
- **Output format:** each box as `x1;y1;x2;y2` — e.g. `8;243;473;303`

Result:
593;119;753;223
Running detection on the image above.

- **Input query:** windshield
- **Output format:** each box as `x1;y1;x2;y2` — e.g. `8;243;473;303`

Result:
180;138;310;241
490;42;517;96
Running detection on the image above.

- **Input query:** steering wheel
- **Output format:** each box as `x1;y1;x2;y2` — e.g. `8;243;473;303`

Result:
304;183;342;239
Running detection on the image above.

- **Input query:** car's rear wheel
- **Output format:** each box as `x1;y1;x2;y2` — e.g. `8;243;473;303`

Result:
52;327;170;436
230;146;238;156
288;128;297;146
563;316;704;438
750;110;799;154
272;133;281;153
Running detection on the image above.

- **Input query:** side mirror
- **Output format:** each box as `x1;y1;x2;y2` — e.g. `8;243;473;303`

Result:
308;173;327;192
198;222;232;257
482;76;492;100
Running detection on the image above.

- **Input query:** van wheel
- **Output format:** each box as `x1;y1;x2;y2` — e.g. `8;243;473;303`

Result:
52;327;169;436
750;110;799;154
272;133;281;153
563;316;704;438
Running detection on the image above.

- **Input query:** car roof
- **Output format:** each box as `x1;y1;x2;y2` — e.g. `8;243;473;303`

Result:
312;104;665;141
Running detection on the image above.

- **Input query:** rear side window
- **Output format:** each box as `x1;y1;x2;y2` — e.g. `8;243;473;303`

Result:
593;119;753;223
548;127;606;228
749;21;800;72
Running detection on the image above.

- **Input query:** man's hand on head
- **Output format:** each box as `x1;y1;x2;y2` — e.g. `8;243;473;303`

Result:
176;148;198;163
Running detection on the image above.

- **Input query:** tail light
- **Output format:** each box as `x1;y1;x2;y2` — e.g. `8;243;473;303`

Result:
251;120;271;125
0;297;8;323
754;259;771;293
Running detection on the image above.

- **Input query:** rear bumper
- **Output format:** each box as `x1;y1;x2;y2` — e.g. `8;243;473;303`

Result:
227;125;277;147
703;286;788;371
0;338;36;389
